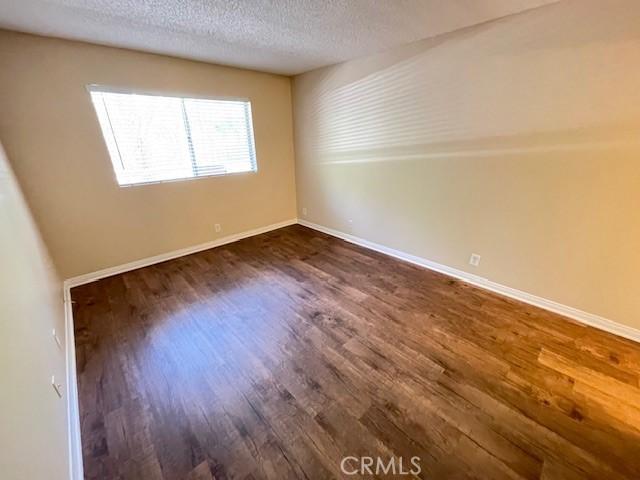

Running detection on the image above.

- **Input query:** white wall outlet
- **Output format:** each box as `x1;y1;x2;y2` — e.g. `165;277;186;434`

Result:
52;328;62;349
302;207;307;216
51;375;63;398
469;253;481;267
214;223;221;233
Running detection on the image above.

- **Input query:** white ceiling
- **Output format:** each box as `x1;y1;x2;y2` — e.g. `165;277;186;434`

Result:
0;0;558;75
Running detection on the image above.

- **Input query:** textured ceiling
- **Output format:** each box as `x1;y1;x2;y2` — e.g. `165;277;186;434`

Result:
0;0;558;75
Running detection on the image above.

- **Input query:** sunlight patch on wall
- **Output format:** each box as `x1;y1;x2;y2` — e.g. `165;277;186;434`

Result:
303;1;640;164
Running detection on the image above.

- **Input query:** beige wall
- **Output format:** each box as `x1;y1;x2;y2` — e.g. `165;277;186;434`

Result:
0;142;69;479
0;30;297;279
293;0;640;329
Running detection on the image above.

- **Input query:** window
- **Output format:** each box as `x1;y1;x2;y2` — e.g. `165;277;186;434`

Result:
88;86;257;186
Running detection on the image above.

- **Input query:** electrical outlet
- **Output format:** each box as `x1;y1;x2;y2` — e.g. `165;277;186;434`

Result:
214;223;221;233
469;253;481;267
51;375;63;398
302;207;307;216
52;328;62;349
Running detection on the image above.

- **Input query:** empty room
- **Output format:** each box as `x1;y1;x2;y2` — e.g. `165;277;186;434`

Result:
2;0;640;479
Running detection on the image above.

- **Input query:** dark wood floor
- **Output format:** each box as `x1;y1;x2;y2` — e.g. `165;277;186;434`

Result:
72;225;640;480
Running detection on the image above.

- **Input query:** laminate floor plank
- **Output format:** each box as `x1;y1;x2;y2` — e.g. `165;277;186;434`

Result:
73;225;640;479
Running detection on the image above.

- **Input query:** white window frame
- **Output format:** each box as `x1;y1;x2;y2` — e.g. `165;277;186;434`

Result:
87;84;258;187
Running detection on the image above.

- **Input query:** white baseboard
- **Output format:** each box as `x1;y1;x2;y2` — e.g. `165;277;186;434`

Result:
64;218;297;289
298;219;640;344
64;287;83;480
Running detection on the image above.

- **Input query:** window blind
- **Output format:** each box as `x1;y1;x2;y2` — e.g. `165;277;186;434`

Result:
89;87;257;186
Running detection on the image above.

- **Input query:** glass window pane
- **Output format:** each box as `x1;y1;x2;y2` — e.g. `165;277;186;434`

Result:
89;88;257;186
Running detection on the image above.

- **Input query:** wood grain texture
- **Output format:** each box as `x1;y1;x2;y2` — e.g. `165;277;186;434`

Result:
72;225;640;479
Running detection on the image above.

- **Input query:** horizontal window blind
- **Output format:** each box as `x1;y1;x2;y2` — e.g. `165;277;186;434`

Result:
89;87;257;186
